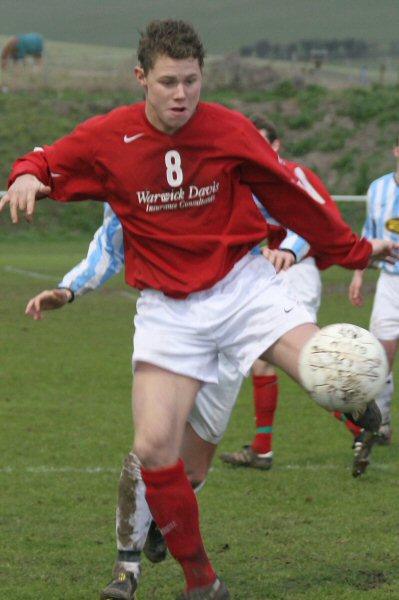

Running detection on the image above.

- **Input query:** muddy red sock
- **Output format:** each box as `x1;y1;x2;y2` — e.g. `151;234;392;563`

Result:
250;374;279;455
141;459;215;592
332;411;362;437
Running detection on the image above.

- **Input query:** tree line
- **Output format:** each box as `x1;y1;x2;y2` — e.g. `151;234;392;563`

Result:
240;38;399;61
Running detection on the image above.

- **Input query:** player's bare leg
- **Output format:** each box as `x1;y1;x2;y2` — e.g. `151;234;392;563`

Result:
180;423;217;489
260;323;319;381
262;323;381;428
133;362;227;599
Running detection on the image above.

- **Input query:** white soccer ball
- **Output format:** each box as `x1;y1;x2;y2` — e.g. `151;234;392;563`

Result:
299;323;388;417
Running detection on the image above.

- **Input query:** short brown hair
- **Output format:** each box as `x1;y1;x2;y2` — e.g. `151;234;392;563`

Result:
249;114;278;144
137;19;205;74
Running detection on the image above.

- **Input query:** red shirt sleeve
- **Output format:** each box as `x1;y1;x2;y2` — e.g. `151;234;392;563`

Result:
235;120;372;270
8;116;108;202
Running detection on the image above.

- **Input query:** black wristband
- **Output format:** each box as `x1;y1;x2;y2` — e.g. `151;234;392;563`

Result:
58;287;75;303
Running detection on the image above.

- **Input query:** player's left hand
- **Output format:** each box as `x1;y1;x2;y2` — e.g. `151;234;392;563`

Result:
262;247;296;273
25;288;73;320
369;239;399;265
348;270;364;307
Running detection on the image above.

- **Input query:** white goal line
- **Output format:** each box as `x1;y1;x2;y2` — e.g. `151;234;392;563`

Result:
0;462;395;474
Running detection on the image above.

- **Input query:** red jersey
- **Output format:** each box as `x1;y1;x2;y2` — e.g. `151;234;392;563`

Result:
9;102;371;298
266;160;341;268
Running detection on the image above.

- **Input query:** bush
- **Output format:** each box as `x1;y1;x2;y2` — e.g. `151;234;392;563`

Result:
285;114;314;130
339;85;399;124
333;151;356;175
354;161;371;194
289;136;318;156
319;127;349;152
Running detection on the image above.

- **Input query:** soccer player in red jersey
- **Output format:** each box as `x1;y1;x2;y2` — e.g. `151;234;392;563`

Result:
2;19;398;600
219;117;373;478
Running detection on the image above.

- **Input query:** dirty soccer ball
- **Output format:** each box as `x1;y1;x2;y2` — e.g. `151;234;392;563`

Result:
299;323;388;418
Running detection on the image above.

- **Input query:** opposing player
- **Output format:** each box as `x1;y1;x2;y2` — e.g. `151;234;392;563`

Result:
1;33;44;71
2;19;398;600
349;134;399;446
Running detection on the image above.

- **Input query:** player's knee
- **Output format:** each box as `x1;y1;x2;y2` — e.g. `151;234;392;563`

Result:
133;435;178;468
186;469;206;487
184;458;209;488
252;357;275;376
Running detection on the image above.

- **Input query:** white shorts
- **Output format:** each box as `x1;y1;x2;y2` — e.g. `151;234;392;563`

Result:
278;257;321;323
187;257;321;444
133;253;313;382
370;271;399;340
188;355;243;444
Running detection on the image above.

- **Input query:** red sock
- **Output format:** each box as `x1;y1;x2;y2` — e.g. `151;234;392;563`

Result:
250;374;279;455
332;411;362;438
141;459;215;592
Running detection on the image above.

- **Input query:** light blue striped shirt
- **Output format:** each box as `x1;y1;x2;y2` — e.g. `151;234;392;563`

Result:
362;172;399;274
59;204;124;295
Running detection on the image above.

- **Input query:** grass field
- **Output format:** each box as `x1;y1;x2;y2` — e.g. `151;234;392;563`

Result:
1;239;399;599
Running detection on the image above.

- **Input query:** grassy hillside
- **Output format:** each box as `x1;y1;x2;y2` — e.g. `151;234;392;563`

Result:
1;0;399;54
1;80;398;237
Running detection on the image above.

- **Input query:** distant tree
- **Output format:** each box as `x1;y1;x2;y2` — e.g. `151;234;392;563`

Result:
287;43;299;60
254;39;271;58
324;39;340;56
239;37;377;62
239;45;254;57
341;38;370;58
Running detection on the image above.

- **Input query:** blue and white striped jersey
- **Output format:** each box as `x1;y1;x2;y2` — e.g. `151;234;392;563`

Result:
253;197;310;262
59;198;311;295
59;203;124;296
362;172;399;274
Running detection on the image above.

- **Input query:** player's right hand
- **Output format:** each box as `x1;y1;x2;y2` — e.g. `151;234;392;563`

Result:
0;174;51;223
25;288;73;320
262;247;296;273
369;238;399;264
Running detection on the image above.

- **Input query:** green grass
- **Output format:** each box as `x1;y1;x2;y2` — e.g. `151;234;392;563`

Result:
1;240;399;599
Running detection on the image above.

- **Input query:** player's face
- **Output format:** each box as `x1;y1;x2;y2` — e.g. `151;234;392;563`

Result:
258;128;281;152
135;54;202;134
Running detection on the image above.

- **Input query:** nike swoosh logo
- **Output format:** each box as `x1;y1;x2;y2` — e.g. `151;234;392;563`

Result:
124;133;144;143
284;299;297;313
